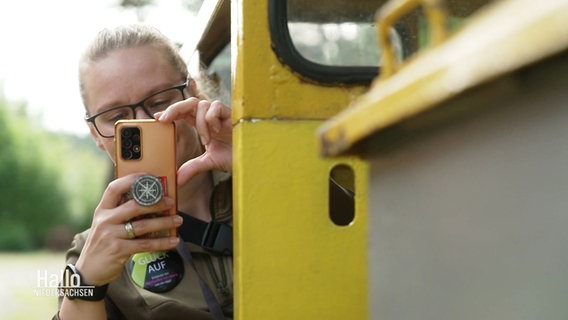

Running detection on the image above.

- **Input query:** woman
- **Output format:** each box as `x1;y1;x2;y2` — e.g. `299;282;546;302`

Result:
54;24;233;320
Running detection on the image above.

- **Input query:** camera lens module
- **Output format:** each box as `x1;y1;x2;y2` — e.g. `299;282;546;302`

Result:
121;126;142;160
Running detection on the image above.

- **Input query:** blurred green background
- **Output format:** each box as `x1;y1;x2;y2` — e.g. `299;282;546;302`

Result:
0;95;109;252
0;91;109;319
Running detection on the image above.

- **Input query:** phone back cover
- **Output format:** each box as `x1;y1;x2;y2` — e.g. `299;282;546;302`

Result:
115;119;177;236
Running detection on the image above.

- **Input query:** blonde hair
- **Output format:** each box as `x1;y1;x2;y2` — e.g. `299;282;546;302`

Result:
78;24;189;110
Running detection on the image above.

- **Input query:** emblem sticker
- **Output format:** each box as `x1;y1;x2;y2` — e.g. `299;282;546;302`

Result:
131;174;164;206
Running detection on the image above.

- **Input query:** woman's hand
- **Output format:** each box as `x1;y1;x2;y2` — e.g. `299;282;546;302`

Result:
74;174;182;286
156;98;232;185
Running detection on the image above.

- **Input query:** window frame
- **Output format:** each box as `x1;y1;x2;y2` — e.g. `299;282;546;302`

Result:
268;0;379;85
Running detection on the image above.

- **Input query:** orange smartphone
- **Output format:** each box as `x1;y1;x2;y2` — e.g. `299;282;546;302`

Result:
115;119;177;238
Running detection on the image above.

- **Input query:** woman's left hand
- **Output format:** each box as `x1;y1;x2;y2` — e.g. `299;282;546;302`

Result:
156;98;232;185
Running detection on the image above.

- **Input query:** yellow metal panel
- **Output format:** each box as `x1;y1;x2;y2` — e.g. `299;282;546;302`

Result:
231;0;368;123
232;1;370;318
233;120;368;319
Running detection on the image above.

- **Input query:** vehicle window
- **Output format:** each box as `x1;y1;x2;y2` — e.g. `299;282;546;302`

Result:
271;0;492;84
270;0;392;83
288;18;382;67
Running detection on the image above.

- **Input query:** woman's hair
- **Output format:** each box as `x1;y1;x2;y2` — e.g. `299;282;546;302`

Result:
78;24;189;110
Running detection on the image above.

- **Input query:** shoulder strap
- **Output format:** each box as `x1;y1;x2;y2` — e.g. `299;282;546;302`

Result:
178;213;232;255
175;175;232;319
178;176;233;255
176;240;226;320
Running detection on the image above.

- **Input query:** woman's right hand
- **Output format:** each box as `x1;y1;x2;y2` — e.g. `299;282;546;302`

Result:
156;98;233;185
73;173;183;286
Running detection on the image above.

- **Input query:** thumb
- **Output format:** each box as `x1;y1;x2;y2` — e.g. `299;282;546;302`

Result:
177;154;211;185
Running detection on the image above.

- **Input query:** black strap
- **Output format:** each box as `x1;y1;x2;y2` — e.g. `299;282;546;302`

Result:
176;240;226;320
178;212;232;255
176;213;231;319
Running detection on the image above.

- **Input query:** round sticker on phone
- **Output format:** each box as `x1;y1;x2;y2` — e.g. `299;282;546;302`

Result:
131;174;164;206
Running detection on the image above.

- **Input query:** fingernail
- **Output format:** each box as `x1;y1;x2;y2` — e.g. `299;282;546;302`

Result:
173;215;183;225
170;237;180;245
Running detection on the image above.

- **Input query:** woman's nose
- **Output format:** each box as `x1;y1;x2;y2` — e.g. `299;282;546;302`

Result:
135;107;153;119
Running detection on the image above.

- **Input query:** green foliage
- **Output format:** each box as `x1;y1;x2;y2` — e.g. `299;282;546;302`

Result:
0;97;109;251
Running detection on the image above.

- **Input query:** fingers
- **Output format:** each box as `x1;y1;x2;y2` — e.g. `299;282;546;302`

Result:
156;98;233;182
176;153;209;185
206;101;232;135
76;175;183;286
195;100;210;145
119;214;183;239
96;173;177;225
76;234;180;285
117;196;175;223
156;99;231;141
124;236;181;255
155;97;200;124
98;174;142;210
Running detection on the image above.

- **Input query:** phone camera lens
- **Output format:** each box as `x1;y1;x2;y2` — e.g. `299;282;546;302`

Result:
122;139;133;149
122;150;133;160
121;127;133;138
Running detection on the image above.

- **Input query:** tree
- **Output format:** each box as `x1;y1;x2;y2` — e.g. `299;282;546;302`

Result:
0;101;71;250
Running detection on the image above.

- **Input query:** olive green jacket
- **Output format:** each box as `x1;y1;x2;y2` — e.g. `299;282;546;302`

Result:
53;176;233;320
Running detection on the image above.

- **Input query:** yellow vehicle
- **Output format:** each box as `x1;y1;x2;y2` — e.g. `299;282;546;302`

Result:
187;0;568;318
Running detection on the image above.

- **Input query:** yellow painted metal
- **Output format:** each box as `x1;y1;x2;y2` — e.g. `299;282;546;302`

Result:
231;0;368;123
377;0;449;79
318;0;568;156
234;121;368;319
231;0;370;318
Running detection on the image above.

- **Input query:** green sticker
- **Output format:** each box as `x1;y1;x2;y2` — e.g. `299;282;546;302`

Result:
128;250;184;293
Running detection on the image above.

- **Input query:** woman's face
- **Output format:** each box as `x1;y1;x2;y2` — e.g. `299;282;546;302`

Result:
83;45;202;168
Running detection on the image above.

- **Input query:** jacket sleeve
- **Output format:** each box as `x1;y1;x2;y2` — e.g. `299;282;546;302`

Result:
51;230;89;319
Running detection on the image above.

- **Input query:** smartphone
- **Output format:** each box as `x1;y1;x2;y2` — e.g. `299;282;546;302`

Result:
115;119;177;238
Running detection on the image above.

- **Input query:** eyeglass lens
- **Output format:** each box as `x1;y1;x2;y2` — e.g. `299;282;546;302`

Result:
94;88;183;137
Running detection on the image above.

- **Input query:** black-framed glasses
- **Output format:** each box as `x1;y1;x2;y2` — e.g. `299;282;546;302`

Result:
85;82;188;138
